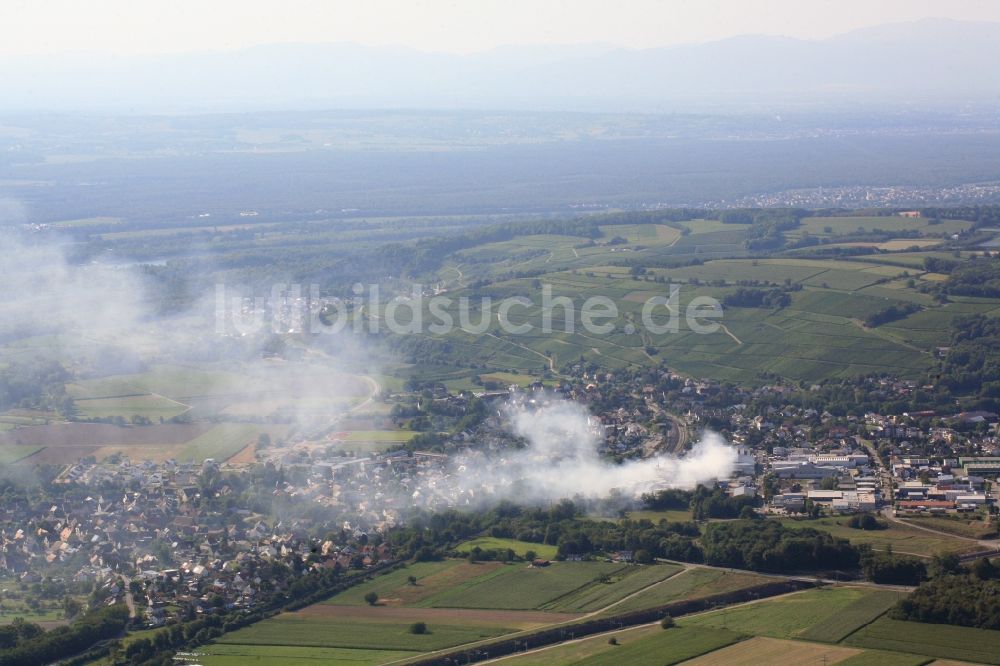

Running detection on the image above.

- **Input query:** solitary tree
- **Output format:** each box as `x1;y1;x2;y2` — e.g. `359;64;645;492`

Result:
364;591;379;606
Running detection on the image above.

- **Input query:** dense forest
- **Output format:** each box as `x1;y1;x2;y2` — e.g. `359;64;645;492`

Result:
699;520;860;572
386;496;870;576
939;314;1000;405
722;287;792;309
0;604;128;666
0;360;72;414
893;573;1000;630
944;256;1000;298
863;302;922;328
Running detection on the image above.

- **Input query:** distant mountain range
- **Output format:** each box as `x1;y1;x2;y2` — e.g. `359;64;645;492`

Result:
3;18;1000;113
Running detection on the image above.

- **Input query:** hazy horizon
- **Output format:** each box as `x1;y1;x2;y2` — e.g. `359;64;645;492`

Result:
0;15;997;114
5;1;1000;57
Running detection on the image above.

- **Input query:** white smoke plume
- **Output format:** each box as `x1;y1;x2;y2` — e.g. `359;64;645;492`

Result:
0;225;375;437
445;399;737;504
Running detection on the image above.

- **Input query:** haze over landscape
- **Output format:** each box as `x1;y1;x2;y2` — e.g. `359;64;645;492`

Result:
3;3;1000;666
3;18;1000;111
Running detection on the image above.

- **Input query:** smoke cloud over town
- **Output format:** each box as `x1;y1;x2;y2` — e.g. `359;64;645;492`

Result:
443;399;737;505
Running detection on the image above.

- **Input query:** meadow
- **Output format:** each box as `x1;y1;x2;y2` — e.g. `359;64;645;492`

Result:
0;444;42;464
213;613;512;652
682;636;861;666
844;616;1000;665
364;207;1000;386
410;229;962;384
422;562;628;610
456;537;558;560
680;587;903;642
776;516;977;557
0;422;213;464
323;561;495;607
196;644;413;666
542;563;684;613
343;430;418;442
595;568;767;616
502;625;743;666
213;560;627;663
898;515;999;540
173;423;263;462
625;508;695;523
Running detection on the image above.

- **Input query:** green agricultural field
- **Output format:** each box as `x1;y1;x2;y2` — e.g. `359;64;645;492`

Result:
477;371;542;387
790;216;971;239
681;587;900;643
776;516;976;557
373;214;994;386
71;394;190;420
174;423;260;462
67;365;248;401
197;644;414;666
0;445;42;464
835;651;930;666
797;589;905;643
503;625;743;666
660;258;833;285
214;614;511;651
844;617;1000;665
424;562;627;610
854;251;968;269
404;264;944;384
323;560;468;606
543;563;683;613
0;606;65;624
330;439;405;454
343;430;418;442
626;508;696;523
898;515;998;539
49;216;122;228
682;636;863;666
676;218;750;235
0;415;47;426
512;262;943;381
596;568;767;616
598;223;681;245
457;537;558;560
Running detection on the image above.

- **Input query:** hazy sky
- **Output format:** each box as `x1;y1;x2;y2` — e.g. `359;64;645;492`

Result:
2;0;999;56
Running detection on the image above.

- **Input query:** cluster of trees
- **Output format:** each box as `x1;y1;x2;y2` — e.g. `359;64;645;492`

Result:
738;209;807;251
944;256;1000;298
939;315;1000;406
893;574;1000;630
860;550;927;585
699;521;860;573
689;487;759;520
551;518;701;562
923;256;961;274
385;500;707;565
0;604;128;666
640;489;692;511
722;288;791;309
846;513;886;530
400;216;603;275
863;302;921;328
0;620;41;651
421;498;874;576
918;205;1000;230
0;360;72;415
